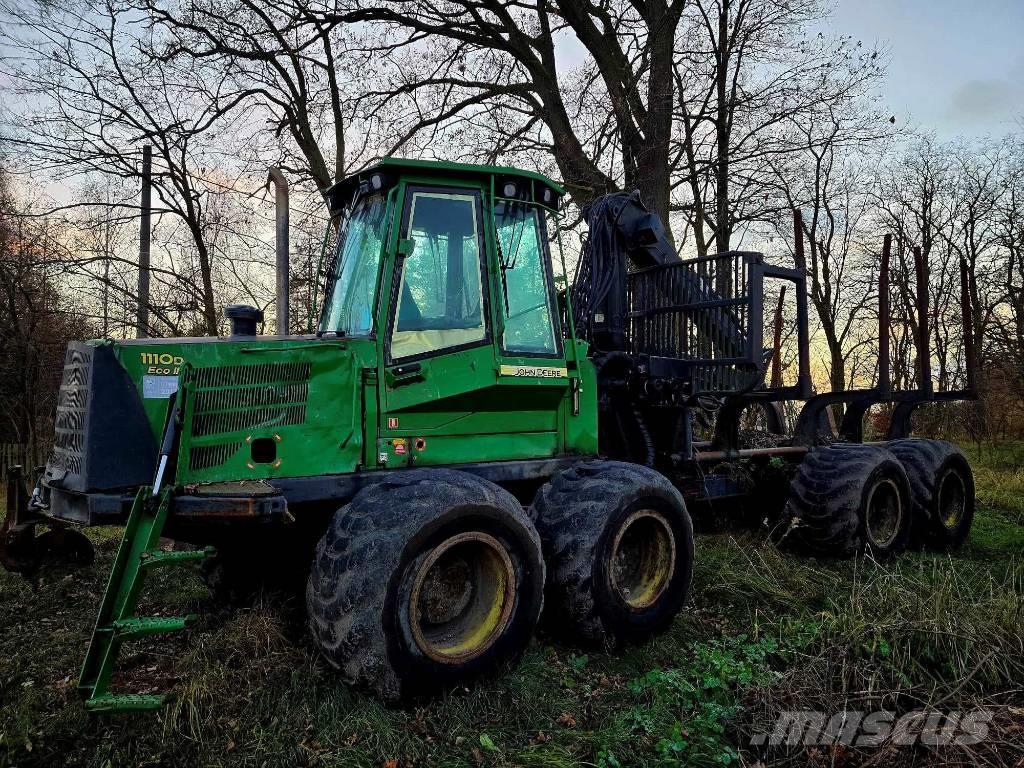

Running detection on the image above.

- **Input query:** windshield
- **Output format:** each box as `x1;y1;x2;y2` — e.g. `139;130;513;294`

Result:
320;194;389;336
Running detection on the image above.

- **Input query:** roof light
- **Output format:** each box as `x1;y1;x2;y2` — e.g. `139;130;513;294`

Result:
502;181;518;198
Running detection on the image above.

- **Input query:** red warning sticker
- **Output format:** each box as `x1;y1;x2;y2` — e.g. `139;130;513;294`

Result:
388;417;399;429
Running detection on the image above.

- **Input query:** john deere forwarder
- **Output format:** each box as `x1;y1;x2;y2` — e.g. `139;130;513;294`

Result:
0;158;977;712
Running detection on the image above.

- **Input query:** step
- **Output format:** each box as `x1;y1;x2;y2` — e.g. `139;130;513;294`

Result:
139;546;215;569
111;615;196;641
85;693;166;713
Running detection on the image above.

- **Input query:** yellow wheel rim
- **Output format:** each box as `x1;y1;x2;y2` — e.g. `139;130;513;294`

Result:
938;471;967;529
610;510;676;610
409;531;515;663
865;477;903;548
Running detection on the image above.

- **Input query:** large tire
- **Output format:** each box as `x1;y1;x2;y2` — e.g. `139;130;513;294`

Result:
785;443;912;558
887;439;975;551
531;460;694;648
306;469;544;702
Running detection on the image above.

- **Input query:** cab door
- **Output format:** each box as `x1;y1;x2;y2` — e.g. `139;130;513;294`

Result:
375;183;572;468
489;196;574;448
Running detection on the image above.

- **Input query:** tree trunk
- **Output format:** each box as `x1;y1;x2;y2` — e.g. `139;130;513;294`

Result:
825;324;846;423
714;0;731;255
195;236;218;336
632;1;676;241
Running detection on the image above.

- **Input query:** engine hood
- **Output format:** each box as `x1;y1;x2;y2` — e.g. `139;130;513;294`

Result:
45;335;372;497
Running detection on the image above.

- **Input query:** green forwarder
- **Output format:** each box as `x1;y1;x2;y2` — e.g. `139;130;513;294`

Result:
0;157;978;713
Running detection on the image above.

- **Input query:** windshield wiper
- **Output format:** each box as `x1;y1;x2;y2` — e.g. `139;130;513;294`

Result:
496;235;512;316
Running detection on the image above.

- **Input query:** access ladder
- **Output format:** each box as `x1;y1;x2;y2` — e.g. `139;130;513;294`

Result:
78;485;214;713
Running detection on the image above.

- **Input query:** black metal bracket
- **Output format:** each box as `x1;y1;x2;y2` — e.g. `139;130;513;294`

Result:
0;466;41;574
838;391;889;442
794;386;978;445
793;390;876;445
886;390;976;439
711;391;788;452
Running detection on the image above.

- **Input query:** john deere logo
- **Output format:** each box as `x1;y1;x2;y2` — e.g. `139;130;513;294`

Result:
499;365;568;379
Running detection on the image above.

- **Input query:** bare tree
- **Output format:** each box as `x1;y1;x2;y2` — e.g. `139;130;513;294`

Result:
111;0;890;271
673;0;885;255
990;136;1024;395
0;0;263;335
875;137;955;389
143;0;380;193
768;102;886;397
876;138;1007;391
0;163;95;454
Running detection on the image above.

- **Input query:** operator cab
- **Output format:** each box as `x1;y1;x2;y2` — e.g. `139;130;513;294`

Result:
321;158;565;362
319;158;593;469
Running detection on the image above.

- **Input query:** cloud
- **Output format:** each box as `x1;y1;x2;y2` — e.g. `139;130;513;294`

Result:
945;58;1024;126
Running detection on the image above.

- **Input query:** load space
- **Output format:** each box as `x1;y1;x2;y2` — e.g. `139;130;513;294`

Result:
0;158;976;712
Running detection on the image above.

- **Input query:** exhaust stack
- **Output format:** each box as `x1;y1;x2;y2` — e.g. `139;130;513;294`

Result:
268;167;289;335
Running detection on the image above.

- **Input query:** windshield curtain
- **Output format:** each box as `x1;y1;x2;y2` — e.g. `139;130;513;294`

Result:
320;195;388;336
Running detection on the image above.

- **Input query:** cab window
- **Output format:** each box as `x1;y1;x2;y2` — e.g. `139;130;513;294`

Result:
494;200;560;355
390;189;487;359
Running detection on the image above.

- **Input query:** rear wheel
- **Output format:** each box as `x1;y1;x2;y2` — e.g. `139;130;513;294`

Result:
531;460;693;647
306;470;544;701
785;443;912;558
887;439;975;551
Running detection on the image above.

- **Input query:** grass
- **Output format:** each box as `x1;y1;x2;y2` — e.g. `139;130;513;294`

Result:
1;445;1022;767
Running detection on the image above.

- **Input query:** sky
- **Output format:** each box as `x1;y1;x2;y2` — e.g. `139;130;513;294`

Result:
547;0;1024;142
827;0;1024;139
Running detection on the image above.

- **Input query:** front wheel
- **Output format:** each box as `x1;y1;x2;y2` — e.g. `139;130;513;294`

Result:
306;470;544;701
531;460;694;648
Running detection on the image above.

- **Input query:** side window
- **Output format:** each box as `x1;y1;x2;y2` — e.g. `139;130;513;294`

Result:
391;190;487;359
494;201;560;355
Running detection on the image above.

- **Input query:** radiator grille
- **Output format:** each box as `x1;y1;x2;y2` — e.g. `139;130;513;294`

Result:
194;362;311;389
189;442;243;471
194;404;307;436
191;361;311;438
193;381;309;436
186;361;312;472
195;380;309;412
